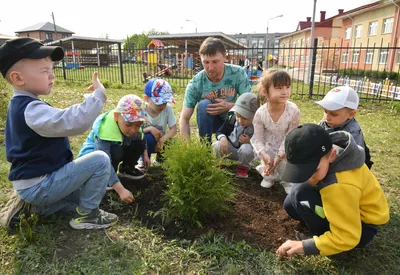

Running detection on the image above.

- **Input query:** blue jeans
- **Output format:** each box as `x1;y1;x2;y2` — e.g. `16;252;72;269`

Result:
197;99;224;143
18;151;111;216
145;133;157;156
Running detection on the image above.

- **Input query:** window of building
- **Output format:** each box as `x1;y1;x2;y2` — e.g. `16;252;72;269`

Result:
45;33;53;40
352;51;360;63
369;21;378;36
355;25;362;38
301;55;305;62
342;52;348;63
251;40;257;48
379;49;388;64
383;18;394;34
365;49;374;64
345;28;351;40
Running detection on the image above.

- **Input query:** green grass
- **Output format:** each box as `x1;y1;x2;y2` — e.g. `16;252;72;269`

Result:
0;79;399;274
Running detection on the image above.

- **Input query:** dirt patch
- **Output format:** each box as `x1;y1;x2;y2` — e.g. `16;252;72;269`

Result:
101;166;301;250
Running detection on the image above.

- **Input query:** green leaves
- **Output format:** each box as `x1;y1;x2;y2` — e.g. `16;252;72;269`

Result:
158;136;236;227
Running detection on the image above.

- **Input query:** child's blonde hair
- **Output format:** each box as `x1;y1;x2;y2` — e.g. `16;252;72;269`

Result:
256;68;291;103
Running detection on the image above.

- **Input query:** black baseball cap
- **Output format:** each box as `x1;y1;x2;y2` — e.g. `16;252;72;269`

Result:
0;37;64;77
281;124;333;183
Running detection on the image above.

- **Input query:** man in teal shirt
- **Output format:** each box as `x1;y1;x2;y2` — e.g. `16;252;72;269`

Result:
179;37;252;142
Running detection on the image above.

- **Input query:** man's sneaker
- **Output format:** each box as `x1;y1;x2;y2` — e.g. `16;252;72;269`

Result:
69;208;118;229
260;178;274;188
236;165;249;178
118;166;145;180
0;192;27;229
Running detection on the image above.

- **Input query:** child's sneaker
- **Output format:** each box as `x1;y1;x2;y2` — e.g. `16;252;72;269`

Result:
118;165;145;180
135;159;144;169
69;208;118;229
236;165;249;178
281;181;293;194
0;192;29;229
260;178;274;188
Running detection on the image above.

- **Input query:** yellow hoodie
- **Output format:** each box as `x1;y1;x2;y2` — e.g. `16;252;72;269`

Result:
303;131;389;256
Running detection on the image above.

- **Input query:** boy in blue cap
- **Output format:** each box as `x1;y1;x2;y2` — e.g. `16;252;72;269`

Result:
142;78;177;164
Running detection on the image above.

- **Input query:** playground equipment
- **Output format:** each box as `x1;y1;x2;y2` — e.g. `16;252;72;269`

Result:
142;39;199;82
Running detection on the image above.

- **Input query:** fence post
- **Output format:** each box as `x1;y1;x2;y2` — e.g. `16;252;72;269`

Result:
309;38;318;98
118;43;124;84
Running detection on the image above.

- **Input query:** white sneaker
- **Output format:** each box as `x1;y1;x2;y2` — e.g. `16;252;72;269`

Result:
281;182;293;194
106;186;114;191
260;178;274;188
135;160;144;169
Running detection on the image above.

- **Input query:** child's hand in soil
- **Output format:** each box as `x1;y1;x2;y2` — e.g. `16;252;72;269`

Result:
143;152;151;168
155;138;164;153
260;151;272;176
219;136;229;155
276;240;304;258
118;188;134;204
113;182;134;204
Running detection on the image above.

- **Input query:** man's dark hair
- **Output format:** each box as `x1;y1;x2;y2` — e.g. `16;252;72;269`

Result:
199;37;226;56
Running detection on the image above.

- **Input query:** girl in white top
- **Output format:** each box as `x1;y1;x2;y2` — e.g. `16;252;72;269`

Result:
250;68;300;194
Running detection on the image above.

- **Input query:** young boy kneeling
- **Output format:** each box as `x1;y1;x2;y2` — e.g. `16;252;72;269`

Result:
213;93;258;178
276;124;389;257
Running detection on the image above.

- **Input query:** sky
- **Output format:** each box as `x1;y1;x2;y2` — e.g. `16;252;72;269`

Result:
0;0;378;39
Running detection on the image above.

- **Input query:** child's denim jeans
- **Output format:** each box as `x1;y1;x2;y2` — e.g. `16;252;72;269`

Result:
18;151;111;216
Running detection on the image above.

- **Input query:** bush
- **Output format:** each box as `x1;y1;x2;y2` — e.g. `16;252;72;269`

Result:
0;78;12;128
158;136;236;227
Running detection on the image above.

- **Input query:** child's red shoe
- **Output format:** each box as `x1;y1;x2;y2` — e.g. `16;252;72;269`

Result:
236;165;249;178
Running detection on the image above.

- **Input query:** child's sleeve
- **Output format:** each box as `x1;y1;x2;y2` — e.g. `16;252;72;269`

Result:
216;115;234;140
25;89;106;137
303;184;363;256
250;109;267;157
278;105;301;154
167;105;176;127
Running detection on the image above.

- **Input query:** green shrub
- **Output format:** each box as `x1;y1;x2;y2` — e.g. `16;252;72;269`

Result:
158;136;236;227
0;78;12;127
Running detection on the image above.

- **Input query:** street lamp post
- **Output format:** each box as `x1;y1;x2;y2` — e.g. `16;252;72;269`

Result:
266;14;283;68
186;19;197;33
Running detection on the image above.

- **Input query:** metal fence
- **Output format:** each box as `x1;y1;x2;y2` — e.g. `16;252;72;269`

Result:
54;39;400;101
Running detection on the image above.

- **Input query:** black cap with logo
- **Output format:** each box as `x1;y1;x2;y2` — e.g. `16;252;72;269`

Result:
0;37;64;77
281;124;333;183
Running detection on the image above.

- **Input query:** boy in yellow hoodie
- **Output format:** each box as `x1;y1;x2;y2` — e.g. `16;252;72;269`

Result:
276;124;389;257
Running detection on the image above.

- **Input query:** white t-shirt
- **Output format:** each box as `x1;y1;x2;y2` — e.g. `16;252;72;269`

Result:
145;103;176;135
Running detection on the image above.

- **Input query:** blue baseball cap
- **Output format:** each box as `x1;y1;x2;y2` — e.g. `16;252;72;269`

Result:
144;78;175;105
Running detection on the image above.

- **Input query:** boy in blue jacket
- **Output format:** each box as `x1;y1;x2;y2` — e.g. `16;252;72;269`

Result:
78;94;150;204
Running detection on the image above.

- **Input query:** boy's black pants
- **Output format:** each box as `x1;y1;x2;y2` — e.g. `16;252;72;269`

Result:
110;140;146;171
284;182;378;248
